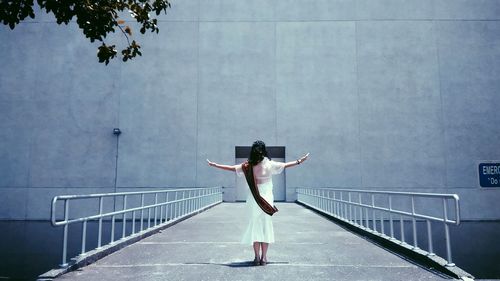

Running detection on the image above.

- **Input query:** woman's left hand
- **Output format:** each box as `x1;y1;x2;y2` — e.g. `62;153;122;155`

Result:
206;159;216;167
298;153;309;164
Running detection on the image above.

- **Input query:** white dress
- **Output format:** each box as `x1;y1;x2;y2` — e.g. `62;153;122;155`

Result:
235;157;285;245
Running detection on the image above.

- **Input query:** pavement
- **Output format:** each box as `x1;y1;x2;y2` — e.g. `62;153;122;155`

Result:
55;203;454;280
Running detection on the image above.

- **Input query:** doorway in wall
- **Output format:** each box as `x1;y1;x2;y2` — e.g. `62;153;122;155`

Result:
235;146;286;202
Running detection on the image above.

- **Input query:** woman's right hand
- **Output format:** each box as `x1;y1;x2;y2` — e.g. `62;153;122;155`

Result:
206;159;216;167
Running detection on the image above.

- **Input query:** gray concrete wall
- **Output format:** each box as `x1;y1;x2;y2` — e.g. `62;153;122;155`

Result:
1;0;500;220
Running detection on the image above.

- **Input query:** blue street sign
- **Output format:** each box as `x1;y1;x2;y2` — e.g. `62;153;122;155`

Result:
479;163;500;187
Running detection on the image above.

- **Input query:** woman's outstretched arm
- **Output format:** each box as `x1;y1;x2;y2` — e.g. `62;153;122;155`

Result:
284;153;310;168
206;159;238;172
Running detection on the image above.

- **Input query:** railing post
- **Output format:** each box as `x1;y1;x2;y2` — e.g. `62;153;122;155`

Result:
166;191;170;220
305;188;309;205
389;196;394;239
311;189;314;206
189;190;193;213
358;193;363;227
340;192;344;220
174;191;178;219
411;196;418;249
313;189;316;206
443;198;455;266
178;191;181;218
193;190;196;212
380;205;385;236
188;190;193;214
426;220;434;256
319;190;322;210
160;193;164;224
204;189;207;207
330;191;337;213
81;220;87;255
333;191;337;217
312;189;315;207
353;193;357;224
111;215;115;243
132;210;136;235
182;190;189;216
344;192;348;221
348;192;352;223
316;189;319;208
365;208;369;231
154;193;158;226
181;191;185;216
60;199;69;267
140;194;144;232
340;192;343;218
166;192;170;221
97;196;103;248
321;190;324;211
319;189;322;209
371;195;376;232
148;196;151;229
122;195;127;239
325;190;328;211
400;215;405;244
206;189;212;205
327;191;331;214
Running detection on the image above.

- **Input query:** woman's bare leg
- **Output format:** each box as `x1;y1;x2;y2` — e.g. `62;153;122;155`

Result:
253;242;261;260
261;243;269;263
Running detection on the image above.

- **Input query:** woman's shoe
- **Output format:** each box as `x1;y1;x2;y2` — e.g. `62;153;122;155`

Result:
253;257;260;266
260;258;267;266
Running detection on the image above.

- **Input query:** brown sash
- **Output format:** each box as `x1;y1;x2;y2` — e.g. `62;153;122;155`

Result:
241;161;278;216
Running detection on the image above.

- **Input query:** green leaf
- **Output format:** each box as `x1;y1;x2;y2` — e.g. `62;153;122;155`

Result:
4;0;171;64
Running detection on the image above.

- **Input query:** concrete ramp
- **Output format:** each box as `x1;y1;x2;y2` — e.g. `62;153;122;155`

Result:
54;203;451;280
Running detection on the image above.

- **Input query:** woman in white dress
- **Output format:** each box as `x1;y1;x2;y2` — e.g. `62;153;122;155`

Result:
207;140;309;266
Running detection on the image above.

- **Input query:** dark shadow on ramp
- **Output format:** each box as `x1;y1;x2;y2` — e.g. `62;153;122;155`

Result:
183;261;290;267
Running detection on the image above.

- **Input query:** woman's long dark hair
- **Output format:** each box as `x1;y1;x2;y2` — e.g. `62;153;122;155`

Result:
248;140;270;165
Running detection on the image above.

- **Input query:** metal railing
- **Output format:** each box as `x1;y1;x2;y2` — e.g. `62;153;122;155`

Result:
51;187;223;267
296;188;460;266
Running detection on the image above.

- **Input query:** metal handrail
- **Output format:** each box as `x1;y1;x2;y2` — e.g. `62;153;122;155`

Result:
51;187;223;267
296;187;460;267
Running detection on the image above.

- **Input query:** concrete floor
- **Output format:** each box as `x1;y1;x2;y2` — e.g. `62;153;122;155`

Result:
55;203;453;280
